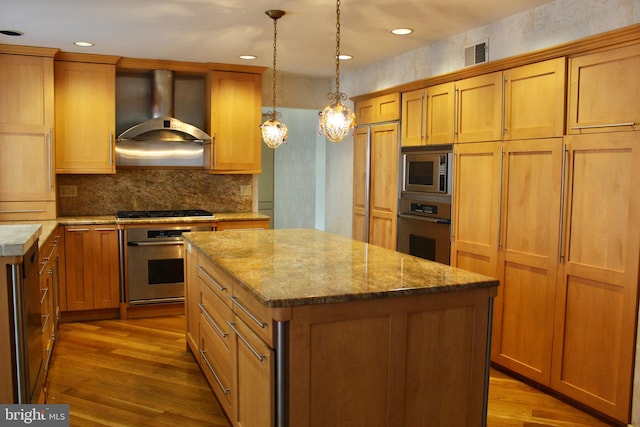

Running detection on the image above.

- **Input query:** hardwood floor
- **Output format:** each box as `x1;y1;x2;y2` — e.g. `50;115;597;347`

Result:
47;316;615;426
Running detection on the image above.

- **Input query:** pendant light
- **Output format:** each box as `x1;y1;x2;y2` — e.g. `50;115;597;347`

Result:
319;0;356;143
261;10;288;149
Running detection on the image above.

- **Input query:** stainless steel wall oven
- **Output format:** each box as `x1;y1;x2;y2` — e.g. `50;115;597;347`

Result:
397;145;453;264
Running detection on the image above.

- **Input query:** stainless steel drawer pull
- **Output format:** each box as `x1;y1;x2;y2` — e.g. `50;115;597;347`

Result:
229;296;267;329
198;303;228;338
94;227;116;232
200;349;230;395
40;287;48;305
572;122;635;130
227;321;266;362
197;265;227;292
67;228;90;232
41;314;49;334
128;241;183;247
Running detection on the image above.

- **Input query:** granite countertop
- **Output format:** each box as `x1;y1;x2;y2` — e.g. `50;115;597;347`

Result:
0;212;269;256
184;228;499;308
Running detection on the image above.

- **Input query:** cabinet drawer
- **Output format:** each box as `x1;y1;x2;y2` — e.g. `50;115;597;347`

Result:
231;284;273;347
197;252;233;305
200;316;232;414
199;280;233;351
0;201;56;221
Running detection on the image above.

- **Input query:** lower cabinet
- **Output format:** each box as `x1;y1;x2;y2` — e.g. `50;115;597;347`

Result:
38;226;63;395
62;225;119;311
451;133;640;423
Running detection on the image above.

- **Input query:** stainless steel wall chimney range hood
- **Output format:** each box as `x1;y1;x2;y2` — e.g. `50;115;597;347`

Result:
116;70;211;168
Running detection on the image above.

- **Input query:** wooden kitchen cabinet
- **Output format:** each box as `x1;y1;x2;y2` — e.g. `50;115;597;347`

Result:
455;71;503;143
55;54;118;173
491;139;563;385
0;47;57;220
355;93;400;125
550;132;640;421
353;122;399;250
63;225;119;311
503;57;566;140
208;71;262;173
401;82;455;146
567;43;640;134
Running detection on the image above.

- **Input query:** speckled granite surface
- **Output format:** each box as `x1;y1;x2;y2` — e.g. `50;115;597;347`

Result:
184;228;499;307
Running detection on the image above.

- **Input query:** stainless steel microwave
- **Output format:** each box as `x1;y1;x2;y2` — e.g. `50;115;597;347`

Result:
402;146;453;195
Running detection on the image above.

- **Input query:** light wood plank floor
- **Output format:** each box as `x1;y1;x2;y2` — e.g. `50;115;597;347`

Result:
47;316;615;426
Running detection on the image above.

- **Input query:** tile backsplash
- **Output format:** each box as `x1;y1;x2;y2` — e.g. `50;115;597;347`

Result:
57;169;253;216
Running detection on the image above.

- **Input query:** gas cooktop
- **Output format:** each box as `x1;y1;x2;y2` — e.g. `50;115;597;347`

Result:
117;209;214;219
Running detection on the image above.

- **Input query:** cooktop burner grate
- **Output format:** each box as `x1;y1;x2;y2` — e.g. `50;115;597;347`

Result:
117;209;214;219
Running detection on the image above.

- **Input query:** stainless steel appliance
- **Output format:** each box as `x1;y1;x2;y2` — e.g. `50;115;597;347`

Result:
398;145;453;264
402;145;453;195
8;242;43;403
119;210;213;305
397;194;452;264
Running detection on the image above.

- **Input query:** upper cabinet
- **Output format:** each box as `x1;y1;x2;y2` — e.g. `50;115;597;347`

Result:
455;71;504;143
401;58;566;146
55;54;118;173
401;83;455;147
504;57;566;140
0;46;57;220
567;43;640;134
208;70;263;174
355;93;400;125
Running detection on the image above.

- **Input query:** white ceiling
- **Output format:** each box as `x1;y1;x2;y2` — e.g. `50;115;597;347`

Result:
3;0;552;78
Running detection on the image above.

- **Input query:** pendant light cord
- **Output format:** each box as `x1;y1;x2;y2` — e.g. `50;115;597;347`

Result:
335;0;341;94
272;16;278;116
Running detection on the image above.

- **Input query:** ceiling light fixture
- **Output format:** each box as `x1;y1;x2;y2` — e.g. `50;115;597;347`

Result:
338;54;353;60
391;28;414;35
74;41;95;47
240;55;257;60
260;9;288;149
319;0;356;143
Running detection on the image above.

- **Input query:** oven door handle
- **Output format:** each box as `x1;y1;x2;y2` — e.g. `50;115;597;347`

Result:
398;213;451;225
127;241;184;246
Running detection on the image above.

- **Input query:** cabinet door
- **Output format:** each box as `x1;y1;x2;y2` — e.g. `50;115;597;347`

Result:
400;89;426;147
450;142;501;277
64;226;119;311
368;123;399;250
426;82;455;144
352;127;369;243
55;61;116;173
64;227;95;311
551;133;640;422
185;245;199;352
0;54;55;217
231;317;274;427
491;139;563;384
209;71;262;173
567;44;640;134
91;227;119;309
455;72;503;143
504;58;566;140
356;93;400;126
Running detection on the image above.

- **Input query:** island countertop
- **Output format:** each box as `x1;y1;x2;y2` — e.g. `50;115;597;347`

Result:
183;228;499;307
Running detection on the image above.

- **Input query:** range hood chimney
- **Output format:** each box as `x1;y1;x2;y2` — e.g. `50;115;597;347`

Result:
116;70;211;168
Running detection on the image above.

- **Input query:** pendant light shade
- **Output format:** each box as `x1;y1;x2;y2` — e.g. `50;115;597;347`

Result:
319;0;356;143
261;9;288;149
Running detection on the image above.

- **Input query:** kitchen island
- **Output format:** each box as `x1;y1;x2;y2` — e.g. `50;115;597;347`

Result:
183;228;499;427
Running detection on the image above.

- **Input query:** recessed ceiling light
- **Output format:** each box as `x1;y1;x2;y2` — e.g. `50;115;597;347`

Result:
338;54;353;60
74;41;95;47
391;28;414;36
0;30;24;37
240;55;257;60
